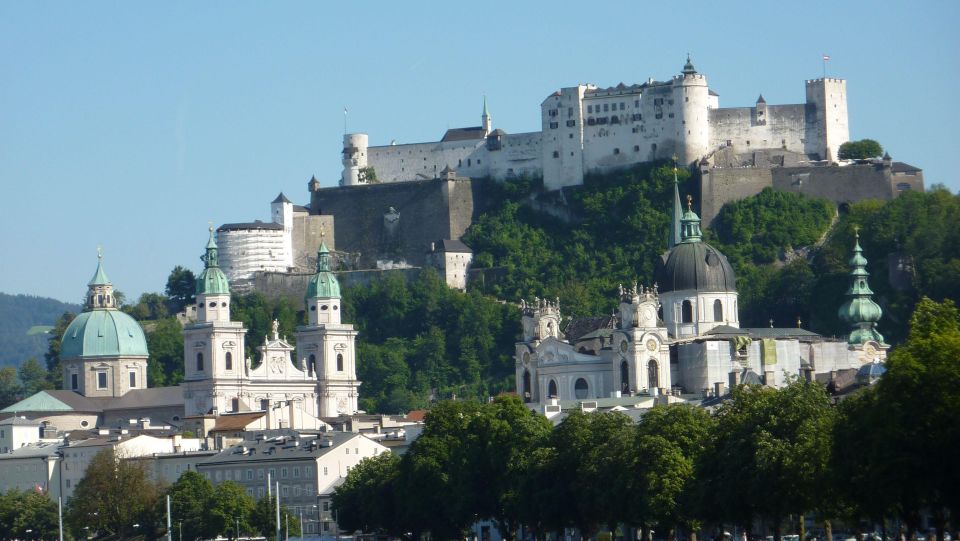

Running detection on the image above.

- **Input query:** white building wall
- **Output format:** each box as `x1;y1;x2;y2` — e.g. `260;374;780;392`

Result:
218;228;290;281
366;140;488;183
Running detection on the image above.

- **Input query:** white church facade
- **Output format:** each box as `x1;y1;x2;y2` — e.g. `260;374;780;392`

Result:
342;57;849;191
516;176;887;411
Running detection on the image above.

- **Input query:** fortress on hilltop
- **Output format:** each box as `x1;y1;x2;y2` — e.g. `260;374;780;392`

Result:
342;56;851;191
210;56;922;297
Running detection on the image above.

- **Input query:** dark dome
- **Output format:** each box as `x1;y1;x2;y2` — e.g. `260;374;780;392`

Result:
655;242;737;293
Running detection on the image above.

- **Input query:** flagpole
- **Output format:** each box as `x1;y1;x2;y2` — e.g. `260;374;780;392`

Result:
343;107;348;135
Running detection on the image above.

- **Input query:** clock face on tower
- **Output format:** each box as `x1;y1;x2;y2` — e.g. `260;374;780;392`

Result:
646;338;658;352
641;306;655;325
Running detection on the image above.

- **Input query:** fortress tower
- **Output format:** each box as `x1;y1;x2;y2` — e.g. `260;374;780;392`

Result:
341;133;369;186
805;78;849;162
676;55;711;165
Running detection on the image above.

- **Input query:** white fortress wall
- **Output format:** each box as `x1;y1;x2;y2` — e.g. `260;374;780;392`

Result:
709;104;808;154
366;139;487;183
487;132;543;179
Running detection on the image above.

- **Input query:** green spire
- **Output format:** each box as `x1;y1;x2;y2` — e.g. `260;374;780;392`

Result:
482;96;490;118
196;226;230;296
88;247;111;286
679;195;703;243
669;158;683;248
838;228;884;345
305;242;341;300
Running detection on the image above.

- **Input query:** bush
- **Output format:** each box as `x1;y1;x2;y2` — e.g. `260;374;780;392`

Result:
838;139;883;160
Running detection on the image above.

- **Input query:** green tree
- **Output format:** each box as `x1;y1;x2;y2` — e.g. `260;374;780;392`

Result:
208;481;256;539
167;470;216;541
462;395;552;540
837;139;883;160
65;448;163;540
166;266;197;312
251;495;300;539
18;357;51;396
703;382;836;541
866;298;960;539
0;366;23;408
333;453;402;536
633;405;715;541
0;489;60;540
146;317;185;387
43;312;76;389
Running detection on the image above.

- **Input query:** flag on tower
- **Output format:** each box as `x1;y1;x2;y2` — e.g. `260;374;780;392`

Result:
822;54;831;61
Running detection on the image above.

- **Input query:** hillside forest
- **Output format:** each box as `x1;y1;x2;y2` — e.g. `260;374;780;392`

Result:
3;162;958;414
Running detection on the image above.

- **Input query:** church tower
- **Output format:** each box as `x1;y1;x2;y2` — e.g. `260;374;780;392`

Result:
838;229;887;362
295;241;360;417
183;227;247;416
482;96;492;135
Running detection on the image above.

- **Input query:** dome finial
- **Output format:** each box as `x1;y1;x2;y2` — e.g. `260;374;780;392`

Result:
97;245;103;260
686;194;693;211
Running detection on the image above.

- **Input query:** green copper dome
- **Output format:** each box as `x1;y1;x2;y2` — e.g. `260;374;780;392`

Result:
838;230;885;345
656;194;736;293
61;309;149;358
305;243;341;300
196;227;231;296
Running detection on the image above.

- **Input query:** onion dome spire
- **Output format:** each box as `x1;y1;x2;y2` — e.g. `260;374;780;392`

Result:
306;228;341;300
680;195;703;243
88;246;111;287
196;225;230;295
682;53;697;75
838;228;884;345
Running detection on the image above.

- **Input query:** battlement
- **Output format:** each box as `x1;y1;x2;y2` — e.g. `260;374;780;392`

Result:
805;78;845;84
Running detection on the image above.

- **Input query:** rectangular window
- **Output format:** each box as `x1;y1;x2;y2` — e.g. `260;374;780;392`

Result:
282;486;288;497
305;466;312;476
269;468;276;480
246;469;253;480
225;470;232;480
323;466;328;476
587;105;593;113
293;466;301;478
129;371;136;388
258;487;265;498
97;372;107;389
281;467;288;479
258;469;265;480
566;120;576;127
620;102;625;110
71;373;78;390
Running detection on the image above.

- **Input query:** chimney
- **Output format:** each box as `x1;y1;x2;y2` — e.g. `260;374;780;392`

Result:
764;371;776;387
714;381;725;397
729;369;741;389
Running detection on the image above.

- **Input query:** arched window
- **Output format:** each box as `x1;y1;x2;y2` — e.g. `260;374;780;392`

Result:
648;360;659;390
682;300;694;323
713;299;723;322
308;354;316;377
522;370;532;403
574;378;589;399
620;361;630;393
548;379;558;398
196;352;204;372
225;351;233;371
336;353;344;372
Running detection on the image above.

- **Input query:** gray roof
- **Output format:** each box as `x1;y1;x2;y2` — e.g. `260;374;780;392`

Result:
891;162;921;173
200;431;366;465
741;327;822;339
435;239;472;253
0;441;61;460
441;126;486;142
99;386;183;411
0;416;41;426
272;192;292;204
565;315;617;341
218;221;284;232
655;242;737;293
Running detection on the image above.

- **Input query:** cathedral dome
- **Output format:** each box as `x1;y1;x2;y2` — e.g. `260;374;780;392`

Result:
656;241;737;293
61;309;149;359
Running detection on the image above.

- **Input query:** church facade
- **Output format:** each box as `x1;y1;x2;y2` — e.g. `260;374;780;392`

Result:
516;174;887;411
3;232;360;434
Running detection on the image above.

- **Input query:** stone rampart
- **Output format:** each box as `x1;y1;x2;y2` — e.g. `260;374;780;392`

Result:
310;178;487;269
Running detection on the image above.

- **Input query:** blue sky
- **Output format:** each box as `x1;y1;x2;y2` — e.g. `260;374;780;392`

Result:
2;1;958;304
